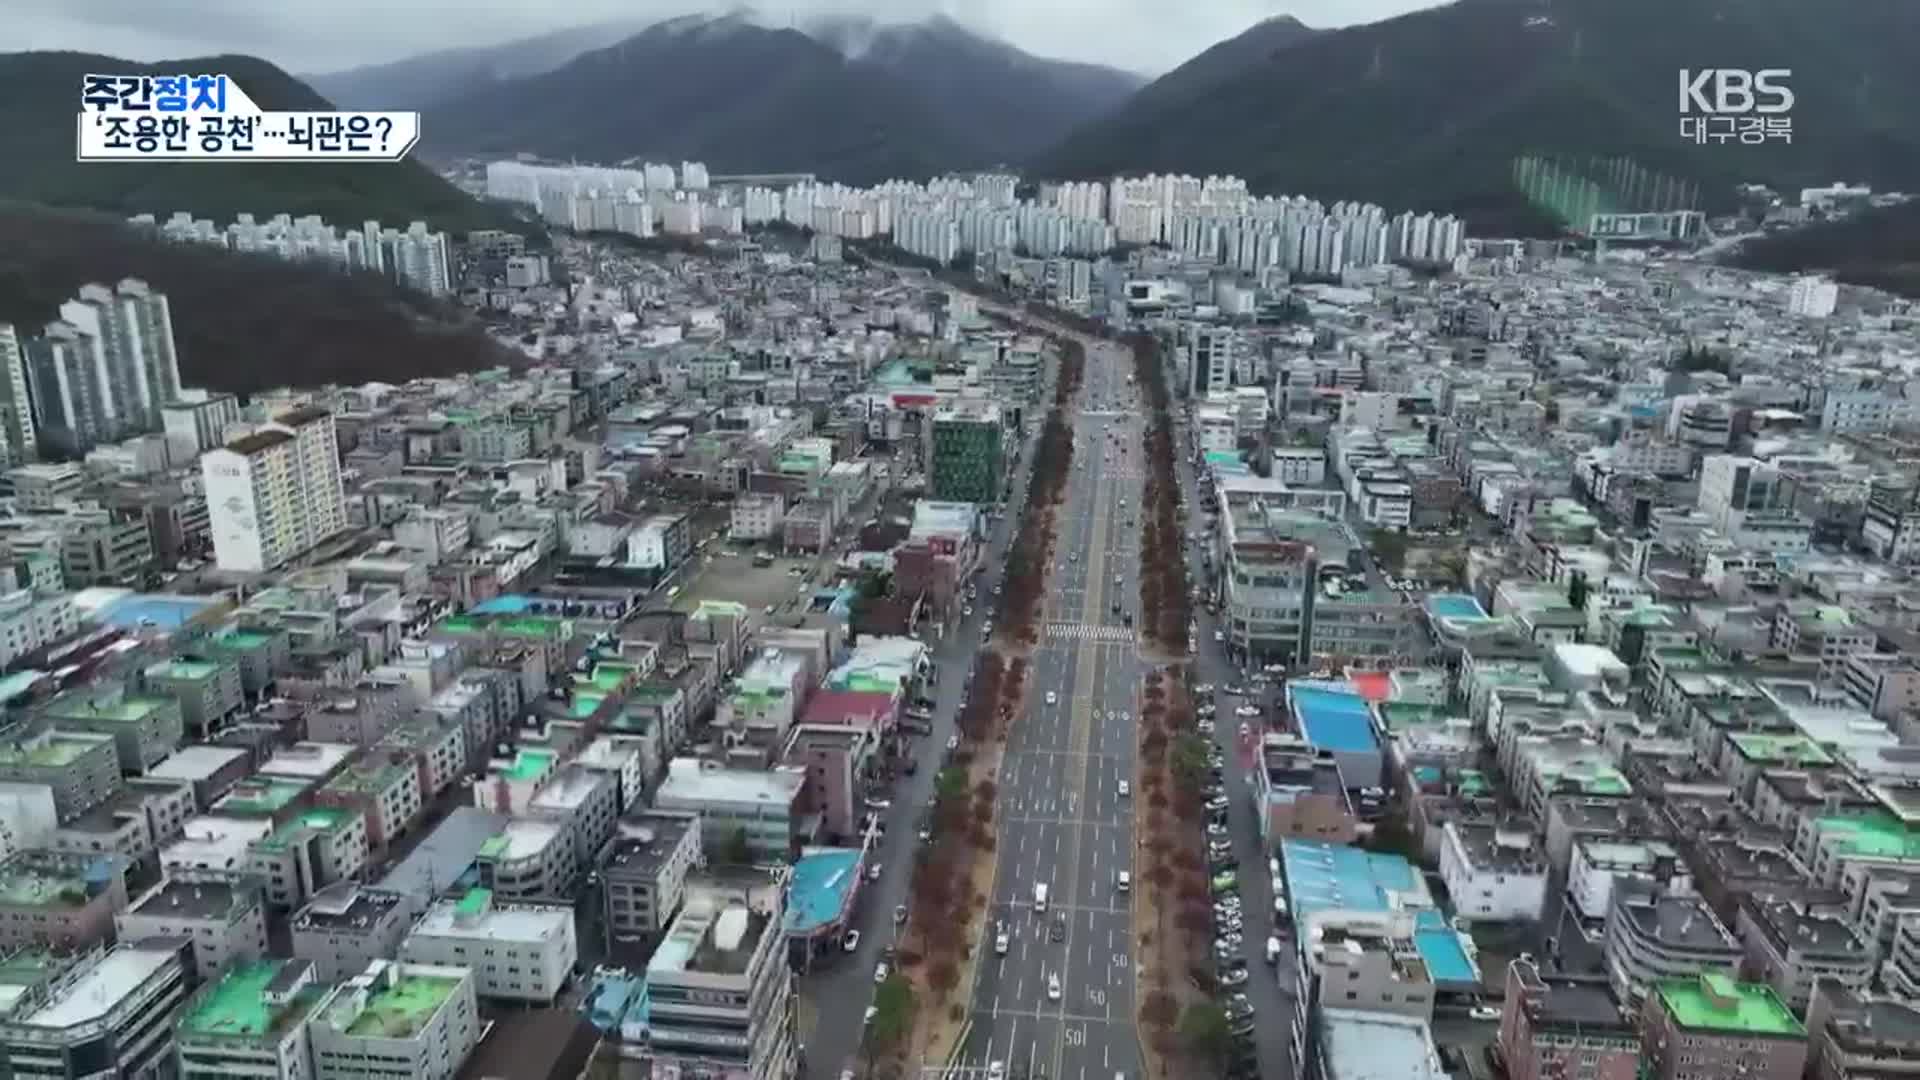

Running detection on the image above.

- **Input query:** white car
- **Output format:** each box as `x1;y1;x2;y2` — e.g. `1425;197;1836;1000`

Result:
946;735;960;751
988;1063;1006;1080
863;1006;877;1026
843;930;861;952
1117;870;1131;892
868;863;883;882
1117;780;1131;797
1047;973;1062;1001
1045;691;1058;706
1470;1005;1501;1021
873;962;889;984
1234;706;1261;718
1213;630;1225;642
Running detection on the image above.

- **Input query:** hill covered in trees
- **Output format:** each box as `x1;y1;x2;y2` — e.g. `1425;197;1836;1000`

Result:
1730;201;1920;300
0;205;519;396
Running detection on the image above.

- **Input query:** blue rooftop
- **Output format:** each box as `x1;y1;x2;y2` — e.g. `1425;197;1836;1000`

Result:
580;969;640;1032
1291;684;1379;753
472;594;534;615
784;847;862;935
1280;839;1428;919
97;594;218;631
1415;912;1480;985
1428;594;1489;621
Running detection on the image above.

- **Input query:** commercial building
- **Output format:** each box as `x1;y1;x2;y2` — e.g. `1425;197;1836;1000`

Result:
172;958;330;1080
202;408;348;574
400;888;577;1004
290;882;411;982
114;870;268;978
0;937;192;1079
310;960;480;1080
1602;883;1741;1006
928;401;1004;503
0;849;130;951
249;806;371;909
621;880;797;1080
0;730;120;819
1639;974;1807;1080
603;811;702;939
1732;898;1872;1013
142;657;245;738
1496;958;1639;1080
654;759;809;861
1437;822;1548;923
161;391;242;466
43;689;185;774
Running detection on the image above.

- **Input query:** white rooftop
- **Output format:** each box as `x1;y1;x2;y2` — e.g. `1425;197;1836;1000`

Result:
528;767;607;814
411;896;571;944
148;745;248;781
496;818;565;861
163;815;273;873
656;759;805;811
24;945;175;1030
258;741;356;780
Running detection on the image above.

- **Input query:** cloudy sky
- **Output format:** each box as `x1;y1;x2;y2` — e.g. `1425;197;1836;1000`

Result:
19;0;1438;75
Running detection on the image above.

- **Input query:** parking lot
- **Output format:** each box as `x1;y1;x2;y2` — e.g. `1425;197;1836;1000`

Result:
668;544;830;615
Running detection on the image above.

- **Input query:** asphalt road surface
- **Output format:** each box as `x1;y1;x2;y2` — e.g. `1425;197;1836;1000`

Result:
948;324;1147;1080
801;364;1056;1080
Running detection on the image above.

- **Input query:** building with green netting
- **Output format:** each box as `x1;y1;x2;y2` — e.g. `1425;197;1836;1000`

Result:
310;959;480;1079
173;957;331;1077
930;401;1005;504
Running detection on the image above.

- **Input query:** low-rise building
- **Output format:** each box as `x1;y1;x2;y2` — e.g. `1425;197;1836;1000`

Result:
620;878;796;1080
1497;958;1639;1080
1639;974;1807;1080
115;869;268;978
654;759;809;861
0;937;192;1080
0;730;121;819
603;811;702;940
1438;822;1548;923
400;888;577;1004
172;957;331;1080
290;882;411;982
310;960;481;1080
0;849;130;951
1733;899;1873;1013
1603;883;1741;1006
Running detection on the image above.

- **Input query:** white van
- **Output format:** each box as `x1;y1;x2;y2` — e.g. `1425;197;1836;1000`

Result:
1034;883;1049;913
1265;936;1282;965
1117;871;1131;893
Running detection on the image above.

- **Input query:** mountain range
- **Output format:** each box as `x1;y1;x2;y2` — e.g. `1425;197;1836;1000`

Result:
1042;0;1920;229
319;11;1146;178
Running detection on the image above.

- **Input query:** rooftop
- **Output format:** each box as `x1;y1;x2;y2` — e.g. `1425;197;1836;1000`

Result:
0;852;120;910
411;888;573;944
128;874;253;921
253;806;355;851
1656;973;1804;1038
606;812;697;880
651;900;771;978
293;882;403;933
214;776;310;816
324;964;463;1039
24;944;177;1030
179;959;328;1041
0;733;104;769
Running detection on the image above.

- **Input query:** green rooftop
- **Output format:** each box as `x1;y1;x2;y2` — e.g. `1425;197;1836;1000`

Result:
252;807;356;851
216;776;309;816
1814;810;1920;861
321;762;409;797
0;736;94;768
180;961;329;1040
589;663;634;691
456;887;492;916
1656;974;1803;1037
216;630;275;649
500;748;554;782
0;865;88;909
46;696;170;724
334;972;462;1038
1728;732;1835;767
152;660;219;681
569;691;607;719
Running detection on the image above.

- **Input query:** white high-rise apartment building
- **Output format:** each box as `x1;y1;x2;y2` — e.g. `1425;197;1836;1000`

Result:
22;279;182;455
1787;276;1839;318
202;407;347;573
0;324;36;467
389;222;452;297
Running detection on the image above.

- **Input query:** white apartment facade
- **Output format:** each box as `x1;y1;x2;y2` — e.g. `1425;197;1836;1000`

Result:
310;960;480;1080
400;889;577;1004
201;408;346;573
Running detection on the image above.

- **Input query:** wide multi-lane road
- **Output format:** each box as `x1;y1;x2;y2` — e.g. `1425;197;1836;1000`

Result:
953;328;1146;1080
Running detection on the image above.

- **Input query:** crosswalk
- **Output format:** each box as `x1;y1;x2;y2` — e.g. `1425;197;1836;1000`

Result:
1045;622;1136;643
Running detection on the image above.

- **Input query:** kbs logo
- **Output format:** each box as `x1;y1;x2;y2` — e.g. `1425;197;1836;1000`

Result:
1677;69;1792;146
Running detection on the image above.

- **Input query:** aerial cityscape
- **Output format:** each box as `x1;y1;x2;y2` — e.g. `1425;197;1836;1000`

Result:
1;4;1919;1080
